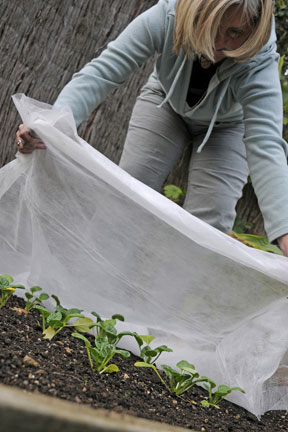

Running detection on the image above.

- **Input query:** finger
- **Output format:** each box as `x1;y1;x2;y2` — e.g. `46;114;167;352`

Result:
16;133;46;153
16;139;46;153
16;136;34;153
18;148;35;154
34;141;47;150
18;124;45;146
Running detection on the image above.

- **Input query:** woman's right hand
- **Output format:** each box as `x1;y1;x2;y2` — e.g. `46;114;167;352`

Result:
15;124;46;154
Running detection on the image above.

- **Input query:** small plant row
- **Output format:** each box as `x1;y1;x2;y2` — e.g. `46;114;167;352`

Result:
0;274;245;409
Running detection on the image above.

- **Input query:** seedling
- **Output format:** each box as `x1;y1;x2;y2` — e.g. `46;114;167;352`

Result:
163;184;184;203
160;360;209;395
72;332;130;374
135;360;208;396
200;378;245;408
89;311;142;346
0;274;25;309
134;335;173;364
24;286;49;311
33;294;93;340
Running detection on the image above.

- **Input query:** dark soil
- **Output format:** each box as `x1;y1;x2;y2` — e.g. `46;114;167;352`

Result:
0;295;287;432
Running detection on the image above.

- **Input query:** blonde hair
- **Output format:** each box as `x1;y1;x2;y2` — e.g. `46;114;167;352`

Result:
174;0;273;62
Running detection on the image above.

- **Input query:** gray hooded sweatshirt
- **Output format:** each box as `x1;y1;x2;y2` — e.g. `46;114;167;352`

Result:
54;0;288;243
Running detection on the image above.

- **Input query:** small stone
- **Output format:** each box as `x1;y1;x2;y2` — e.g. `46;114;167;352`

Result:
172;400;177;405
123;373;129;379
64;347;72;354
201;428;206;432
82;387;87;392
35;369;46;375
225;409;229;414
235;414;240;419
56;340;64;346
23;355;40;368
75;396;81;403
28;373;35;379
204;418;208;423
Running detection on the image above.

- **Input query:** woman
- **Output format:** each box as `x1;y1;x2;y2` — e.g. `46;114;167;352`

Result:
15;0;288;255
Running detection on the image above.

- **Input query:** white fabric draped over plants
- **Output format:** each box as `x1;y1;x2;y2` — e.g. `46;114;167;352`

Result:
1;94;288;417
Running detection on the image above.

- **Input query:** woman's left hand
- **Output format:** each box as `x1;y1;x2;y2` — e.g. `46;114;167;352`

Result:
277;234;288;257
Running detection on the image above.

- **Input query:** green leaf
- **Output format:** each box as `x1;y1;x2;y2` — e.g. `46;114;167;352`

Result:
39;293;49;301
201;400;219;409
135;361;155;369
10;284;25;289
155;345;173;354
0;275;14;285
214;385;232;397
118;331;141;343
142;346;157;357
128;332;144;347
43;327;56;340
51;294;60;306
91;311;102;322
47;311;62;324
33;305;50;315
71;333;91;347
161;365;181;380
163;184;183;202
25;293;33;300
279;55;285;78
102;364;119;374
231;233;283;255
111;314;125;321
201;377;216;389
30;286;42;293
102;322;117;335
215;386;245;397
176;360;197;375
1;287;15;293
73;317;94;332
115;349;130;358
66;308;83;315
139;335;155;345
48;320;64;329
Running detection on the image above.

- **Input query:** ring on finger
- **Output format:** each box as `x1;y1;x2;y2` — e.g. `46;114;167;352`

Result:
16;139;22;147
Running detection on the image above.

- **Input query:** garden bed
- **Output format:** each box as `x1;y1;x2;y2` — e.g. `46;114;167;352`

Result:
0;295;287;432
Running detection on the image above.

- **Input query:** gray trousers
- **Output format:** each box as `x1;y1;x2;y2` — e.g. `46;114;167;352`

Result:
119;82;249;233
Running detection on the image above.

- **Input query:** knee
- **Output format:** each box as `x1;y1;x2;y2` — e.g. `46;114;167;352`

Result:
183;193;237;233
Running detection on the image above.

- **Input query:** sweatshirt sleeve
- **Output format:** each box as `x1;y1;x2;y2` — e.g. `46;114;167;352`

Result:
235;58;288;242
53;0;168;126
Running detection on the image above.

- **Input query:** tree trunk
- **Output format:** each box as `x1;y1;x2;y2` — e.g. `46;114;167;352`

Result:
0;0;157;166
